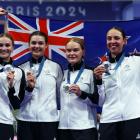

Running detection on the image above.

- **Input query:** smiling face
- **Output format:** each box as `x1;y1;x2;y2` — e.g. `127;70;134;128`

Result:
107;28;127;57
65;40;84;65
29;35;47;60
0;36;13;62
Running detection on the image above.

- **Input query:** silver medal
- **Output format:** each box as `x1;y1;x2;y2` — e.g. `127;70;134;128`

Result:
63;84;70;93
3;64;14;74
30;66;38;77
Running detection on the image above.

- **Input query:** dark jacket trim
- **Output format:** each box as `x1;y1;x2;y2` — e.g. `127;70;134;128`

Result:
79;84;99;105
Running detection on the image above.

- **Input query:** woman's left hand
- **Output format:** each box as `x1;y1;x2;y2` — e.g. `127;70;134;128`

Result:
7;71;15;88
69;84;82;96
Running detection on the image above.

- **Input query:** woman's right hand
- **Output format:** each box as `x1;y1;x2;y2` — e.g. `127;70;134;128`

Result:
26;72;36;89
93;65;106;80
0;8;7;15
7;71;15;88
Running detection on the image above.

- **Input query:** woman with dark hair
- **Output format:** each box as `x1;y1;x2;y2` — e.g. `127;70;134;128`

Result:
0;33;25;140
94;27;140;140
58;37;98;140
16;31;63;140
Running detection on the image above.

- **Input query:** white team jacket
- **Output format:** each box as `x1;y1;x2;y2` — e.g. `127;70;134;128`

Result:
0;64;23;125
17;59;63;122
98;55;140;123
59;68;97;130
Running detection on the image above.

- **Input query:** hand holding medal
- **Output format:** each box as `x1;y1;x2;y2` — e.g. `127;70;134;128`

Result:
26;70;36;89
63;84;70;93
65;63;84;95
4;65;15;88
69;84;82;96
93;65;106;80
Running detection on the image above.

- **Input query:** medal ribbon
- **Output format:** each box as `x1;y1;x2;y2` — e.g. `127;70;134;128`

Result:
113;53;125;71
67;64;84;84
30;57;46;78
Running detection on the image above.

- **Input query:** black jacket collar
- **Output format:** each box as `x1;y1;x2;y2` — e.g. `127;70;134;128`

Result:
108;52;123;63
68;61;84;71
0;58;13;66
108;51;129;63
30;56;43;64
